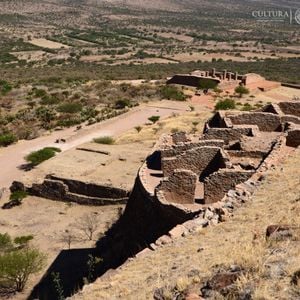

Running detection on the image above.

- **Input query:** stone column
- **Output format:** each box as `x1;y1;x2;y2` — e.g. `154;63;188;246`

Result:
212;68;216;77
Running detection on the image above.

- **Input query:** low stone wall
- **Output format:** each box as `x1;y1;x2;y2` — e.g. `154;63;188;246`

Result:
11;176;128;206
278;102;300;118
156;169;197;204
202;127;256;144
204;170;254;204
228;112;282;132
281;115;300;125
47;175;127;199
162;146;224;177
161;140;224;158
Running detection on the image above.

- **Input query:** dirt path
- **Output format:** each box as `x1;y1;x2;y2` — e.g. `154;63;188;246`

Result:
0;102;188;189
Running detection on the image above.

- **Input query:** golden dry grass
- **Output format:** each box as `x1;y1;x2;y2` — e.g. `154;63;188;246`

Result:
73;148;300;300
116;111;211;145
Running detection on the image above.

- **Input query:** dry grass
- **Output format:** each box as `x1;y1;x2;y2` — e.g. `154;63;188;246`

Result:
73;148;300;300
116;111;211;145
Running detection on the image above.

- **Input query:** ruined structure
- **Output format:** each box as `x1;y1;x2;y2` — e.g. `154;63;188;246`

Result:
167;69;280;90
10;175;128;206
136;101;300;214
29;101;300;299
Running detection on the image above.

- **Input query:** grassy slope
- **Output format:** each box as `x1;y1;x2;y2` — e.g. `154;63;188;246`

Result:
73;148;300;299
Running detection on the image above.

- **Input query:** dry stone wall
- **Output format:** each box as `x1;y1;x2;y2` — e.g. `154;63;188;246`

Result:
204;170;254;204
156;169;197;204
228;112;282;132
161;146;224;177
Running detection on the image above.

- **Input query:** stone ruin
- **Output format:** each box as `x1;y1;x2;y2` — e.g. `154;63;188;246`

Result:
28;101;300;299
166;69;281;90
137;101;300;220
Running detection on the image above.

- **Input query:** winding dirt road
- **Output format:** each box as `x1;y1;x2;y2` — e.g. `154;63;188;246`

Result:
0;102;188;189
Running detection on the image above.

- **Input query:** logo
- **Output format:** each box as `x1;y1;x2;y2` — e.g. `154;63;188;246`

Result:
295;9;300;24
251;8;300;24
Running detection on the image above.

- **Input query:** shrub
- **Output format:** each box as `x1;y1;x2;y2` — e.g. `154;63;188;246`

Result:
93;136;115;144
134;126;142;133
40;95;60;105
0;80;12;95
0;233;13;251
0;133;17;147
10;191;28;201
33;89;47;98
148;115;160;124
160;85;186;101
14;235;34;246
0;248;46;291
241;103;254;111
235;85;250;98
215;98;236;110
115;99;131;109
57;102;82;114
25;147;61;166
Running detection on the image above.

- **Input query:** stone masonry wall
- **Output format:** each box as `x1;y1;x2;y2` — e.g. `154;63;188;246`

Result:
156;169;197;204
22;177;128;205
228;112;282;132
278;102;300;117
204;170;254;204
202;127;255;144
162;146;223;177
161;140;224;158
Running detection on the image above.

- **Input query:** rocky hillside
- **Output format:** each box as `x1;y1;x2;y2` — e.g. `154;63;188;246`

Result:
72;148;300;299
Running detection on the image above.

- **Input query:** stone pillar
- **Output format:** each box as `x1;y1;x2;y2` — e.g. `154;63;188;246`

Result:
212;68;216;77
223;70;227;80
234;72;238;80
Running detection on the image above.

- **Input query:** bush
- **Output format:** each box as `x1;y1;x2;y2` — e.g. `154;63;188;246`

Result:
215;98;236;110
148;115;160;124
0;133;17;147
0;80;12;95
0;248;46;291
25;147;61;166
115;99;131;109
235;85;250;98
14;235;34;246
93;136;115;144
160;85;186;101
57;102;82;114
241;103;254;111
0;233;13;251
10;190;28;201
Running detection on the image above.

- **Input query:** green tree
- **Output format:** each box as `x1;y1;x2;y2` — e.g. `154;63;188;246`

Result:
0;248;46;291
235;85;250;98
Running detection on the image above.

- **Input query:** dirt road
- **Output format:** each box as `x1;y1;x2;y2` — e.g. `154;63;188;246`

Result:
0;102;188;189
